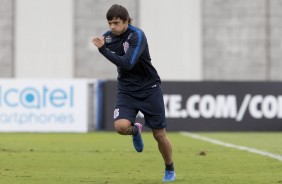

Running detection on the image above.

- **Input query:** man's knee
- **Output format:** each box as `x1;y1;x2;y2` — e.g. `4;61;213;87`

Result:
153;129;167;142
114;119;131;135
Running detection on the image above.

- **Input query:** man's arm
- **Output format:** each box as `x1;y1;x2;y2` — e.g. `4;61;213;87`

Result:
93;31;145;71
92;37;105;48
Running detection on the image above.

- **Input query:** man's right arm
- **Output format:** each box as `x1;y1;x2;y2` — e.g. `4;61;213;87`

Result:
98;31;146;71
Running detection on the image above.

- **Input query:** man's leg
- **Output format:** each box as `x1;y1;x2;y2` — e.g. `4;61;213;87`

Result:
152;128;175;182
152;128;173;165
114;119;144;152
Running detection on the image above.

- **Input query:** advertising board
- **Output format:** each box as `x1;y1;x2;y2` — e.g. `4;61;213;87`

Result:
0;79;91;132
102;81;282;131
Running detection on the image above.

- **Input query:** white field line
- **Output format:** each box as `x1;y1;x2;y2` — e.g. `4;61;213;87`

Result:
180;131;282;162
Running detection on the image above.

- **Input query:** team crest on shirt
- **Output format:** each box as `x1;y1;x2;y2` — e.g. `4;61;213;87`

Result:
123;41;129;53
114;108;119;119
105;35;112;43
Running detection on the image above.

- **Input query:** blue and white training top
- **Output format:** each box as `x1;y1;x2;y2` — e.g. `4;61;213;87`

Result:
98;24;161;93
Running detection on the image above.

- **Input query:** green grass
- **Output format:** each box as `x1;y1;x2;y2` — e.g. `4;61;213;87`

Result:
0;132;282;184
197;132;282;155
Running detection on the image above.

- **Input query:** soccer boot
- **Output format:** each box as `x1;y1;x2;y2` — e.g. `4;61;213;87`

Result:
132;123;144;152
163;170;176;182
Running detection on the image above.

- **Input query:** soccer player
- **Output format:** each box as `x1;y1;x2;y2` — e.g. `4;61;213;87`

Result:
92;4;175;182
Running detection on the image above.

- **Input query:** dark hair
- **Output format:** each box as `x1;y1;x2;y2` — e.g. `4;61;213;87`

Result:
106;4;132;24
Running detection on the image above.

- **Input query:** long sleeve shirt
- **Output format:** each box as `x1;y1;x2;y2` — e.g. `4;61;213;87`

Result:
98;24;161;93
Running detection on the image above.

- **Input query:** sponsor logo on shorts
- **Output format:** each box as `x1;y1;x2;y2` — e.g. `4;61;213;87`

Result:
114;108;119;119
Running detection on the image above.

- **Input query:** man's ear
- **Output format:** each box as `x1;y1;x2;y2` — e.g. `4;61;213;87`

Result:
124;18;129;24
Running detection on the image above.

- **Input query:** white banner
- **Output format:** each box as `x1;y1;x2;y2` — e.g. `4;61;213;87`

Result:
0;79;92;132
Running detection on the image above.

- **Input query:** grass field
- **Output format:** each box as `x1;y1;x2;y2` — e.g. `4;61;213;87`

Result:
1;132;282;184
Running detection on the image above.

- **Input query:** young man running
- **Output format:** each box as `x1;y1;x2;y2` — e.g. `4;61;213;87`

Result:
92;4;175;182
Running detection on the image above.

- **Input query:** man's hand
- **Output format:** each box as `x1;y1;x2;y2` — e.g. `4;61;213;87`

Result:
92;36;105;48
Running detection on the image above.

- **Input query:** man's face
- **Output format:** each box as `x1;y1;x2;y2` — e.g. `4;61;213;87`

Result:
108;17;128;36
